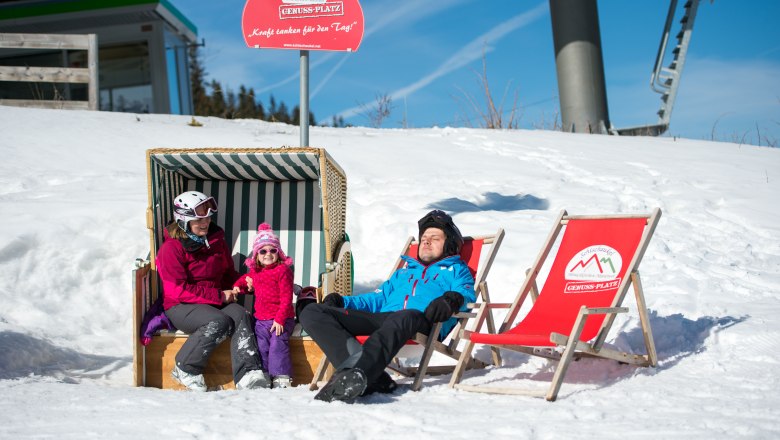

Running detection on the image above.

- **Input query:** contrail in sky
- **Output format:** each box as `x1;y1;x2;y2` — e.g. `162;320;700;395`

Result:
258;0;470;95
311;55;349;98
330;1;549;121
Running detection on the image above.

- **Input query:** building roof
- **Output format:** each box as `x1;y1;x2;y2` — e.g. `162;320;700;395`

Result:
0;0;197;42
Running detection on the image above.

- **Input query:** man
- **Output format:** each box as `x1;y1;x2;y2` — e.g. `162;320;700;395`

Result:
299;210;475;402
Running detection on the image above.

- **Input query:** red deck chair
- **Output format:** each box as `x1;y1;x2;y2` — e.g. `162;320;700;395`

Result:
449;209;661;401
309;229;505;392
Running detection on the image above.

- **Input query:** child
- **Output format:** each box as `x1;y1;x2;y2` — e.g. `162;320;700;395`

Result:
234;223;295;388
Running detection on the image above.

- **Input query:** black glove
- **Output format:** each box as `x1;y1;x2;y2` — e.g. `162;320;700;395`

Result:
424;291;464;323
321;292;345;308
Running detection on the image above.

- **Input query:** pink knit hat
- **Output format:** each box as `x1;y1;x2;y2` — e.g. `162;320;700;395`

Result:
246;223;293;270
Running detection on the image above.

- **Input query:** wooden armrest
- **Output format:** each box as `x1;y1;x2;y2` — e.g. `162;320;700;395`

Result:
465;302;511;310
486;302;512;309
584;307;628;315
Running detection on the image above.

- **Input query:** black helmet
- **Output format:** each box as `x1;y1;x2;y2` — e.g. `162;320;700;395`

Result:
417;209;464;258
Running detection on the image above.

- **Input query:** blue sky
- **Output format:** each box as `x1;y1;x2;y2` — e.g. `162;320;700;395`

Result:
169;0;780;145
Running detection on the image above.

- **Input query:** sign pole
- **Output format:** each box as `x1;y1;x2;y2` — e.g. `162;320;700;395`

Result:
243;0;364;147
300;49;309;147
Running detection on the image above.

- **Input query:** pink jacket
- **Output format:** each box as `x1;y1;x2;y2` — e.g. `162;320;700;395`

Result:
157;224;240;311
234;262;294;324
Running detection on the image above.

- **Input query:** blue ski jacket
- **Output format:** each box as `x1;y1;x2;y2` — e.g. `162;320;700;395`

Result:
343;255;476;339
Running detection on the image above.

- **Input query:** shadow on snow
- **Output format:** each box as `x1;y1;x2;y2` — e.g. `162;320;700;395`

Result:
426;192;549;215
0;330;129;382
422;312;746;395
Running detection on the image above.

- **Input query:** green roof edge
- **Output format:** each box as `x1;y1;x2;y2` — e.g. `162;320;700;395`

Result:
0;0;198;36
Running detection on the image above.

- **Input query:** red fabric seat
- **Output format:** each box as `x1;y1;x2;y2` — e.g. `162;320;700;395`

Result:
448;209;661;401
469;218;646;346
355;335;418;346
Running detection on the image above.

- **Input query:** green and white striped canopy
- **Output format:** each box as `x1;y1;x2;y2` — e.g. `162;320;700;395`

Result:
150;150;321;181
146;148;346;289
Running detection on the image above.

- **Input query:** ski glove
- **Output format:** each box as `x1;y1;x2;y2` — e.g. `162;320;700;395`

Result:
322;292;345;308
424;291;464;323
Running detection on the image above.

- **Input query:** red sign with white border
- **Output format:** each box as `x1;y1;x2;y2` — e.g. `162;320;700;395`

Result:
242;0;364;52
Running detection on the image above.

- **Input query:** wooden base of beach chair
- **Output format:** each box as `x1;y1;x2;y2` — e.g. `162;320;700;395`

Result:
143;335;324;390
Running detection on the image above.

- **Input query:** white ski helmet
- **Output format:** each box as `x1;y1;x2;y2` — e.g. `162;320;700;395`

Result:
173;191;218;230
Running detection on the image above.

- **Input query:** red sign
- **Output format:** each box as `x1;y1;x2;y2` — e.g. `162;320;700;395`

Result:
242;0;364;52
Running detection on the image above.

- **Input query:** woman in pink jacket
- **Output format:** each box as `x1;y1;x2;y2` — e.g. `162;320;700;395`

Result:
156;191;268;391
233;223;295;388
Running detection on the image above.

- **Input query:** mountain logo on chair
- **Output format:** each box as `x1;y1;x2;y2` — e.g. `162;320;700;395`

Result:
564;245;622;293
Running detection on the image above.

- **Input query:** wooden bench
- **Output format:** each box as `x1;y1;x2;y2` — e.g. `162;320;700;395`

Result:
132;148;351;389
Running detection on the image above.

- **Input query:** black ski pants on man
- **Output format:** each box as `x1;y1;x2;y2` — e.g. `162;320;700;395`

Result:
165;302;263;383
299;303;432;385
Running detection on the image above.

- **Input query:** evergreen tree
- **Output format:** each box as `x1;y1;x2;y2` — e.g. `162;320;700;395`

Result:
292;105;300;126
185;52;317;124
330;115;349;127
226;88;237;119
237;85;254;118
268;95;278;121
292;106;317;126
274;101;289;124
188;46;210;116
209;80;226;118
250;88;265;120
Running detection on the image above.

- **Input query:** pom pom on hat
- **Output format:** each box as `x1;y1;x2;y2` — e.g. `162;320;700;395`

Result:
246;223;292;270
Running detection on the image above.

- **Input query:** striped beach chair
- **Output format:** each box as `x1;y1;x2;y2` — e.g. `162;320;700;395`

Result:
132;147;351;390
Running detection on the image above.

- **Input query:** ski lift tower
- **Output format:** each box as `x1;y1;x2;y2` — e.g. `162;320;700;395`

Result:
550;0;702;137
549;0;611;134
616;0;702;136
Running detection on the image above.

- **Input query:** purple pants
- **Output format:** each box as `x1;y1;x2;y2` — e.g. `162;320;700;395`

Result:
255;318;295;377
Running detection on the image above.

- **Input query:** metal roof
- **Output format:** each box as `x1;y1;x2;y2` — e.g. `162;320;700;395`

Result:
0;0;197;42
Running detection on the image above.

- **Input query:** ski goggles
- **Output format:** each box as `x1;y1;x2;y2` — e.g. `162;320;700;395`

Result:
419;209;450;223
297;286;318;301
192;197;218;218
418;209;453;230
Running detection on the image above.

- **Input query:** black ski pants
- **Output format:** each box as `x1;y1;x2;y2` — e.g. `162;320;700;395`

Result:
165;302;263;383
299;304;432;384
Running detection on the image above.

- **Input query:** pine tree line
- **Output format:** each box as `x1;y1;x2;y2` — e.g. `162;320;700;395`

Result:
188;46;315;125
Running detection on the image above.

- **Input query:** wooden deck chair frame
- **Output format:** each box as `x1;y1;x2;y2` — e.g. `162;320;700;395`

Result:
309;228;505;392
449;208;661;401
132;147;352;390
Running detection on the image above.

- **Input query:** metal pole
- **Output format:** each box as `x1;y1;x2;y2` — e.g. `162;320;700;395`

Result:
300;50;310;146
87;33;98;111
549;0;610;134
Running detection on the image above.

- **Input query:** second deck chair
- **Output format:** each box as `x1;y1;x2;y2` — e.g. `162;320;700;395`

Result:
449;208;661;401
309;228;505;392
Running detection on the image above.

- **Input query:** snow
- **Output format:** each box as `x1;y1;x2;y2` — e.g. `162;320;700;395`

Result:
1;105;779;438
